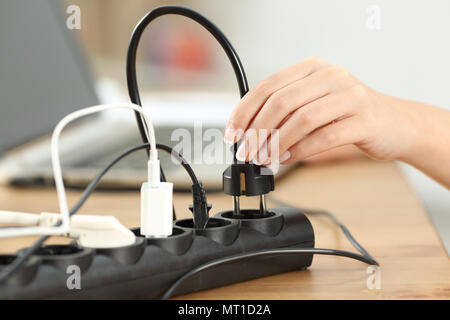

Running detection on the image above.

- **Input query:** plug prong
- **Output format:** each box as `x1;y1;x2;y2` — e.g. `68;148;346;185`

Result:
233;196;241;216
259;194;267;215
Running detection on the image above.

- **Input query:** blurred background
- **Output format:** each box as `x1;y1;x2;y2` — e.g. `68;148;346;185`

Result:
0;0;448;250
74;0;450;249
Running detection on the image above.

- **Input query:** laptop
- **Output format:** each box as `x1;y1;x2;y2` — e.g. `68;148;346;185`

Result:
0;1;290;192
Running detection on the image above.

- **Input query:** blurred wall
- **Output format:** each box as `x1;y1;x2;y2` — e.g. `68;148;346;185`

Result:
68;0;241;90
72;0;450;106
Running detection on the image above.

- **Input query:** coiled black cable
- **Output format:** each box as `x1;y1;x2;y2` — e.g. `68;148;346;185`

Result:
126;5;249;158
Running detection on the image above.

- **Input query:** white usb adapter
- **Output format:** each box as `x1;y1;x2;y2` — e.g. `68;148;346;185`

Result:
140;150;173;238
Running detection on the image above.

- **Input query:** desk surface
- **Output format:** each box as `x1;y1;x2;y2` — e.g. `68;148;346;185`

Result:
1;159;449;299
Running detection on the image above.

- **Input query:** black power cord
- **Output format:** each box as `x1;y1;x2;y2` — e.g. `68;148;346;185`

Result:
126;5;249;132
0;143;201;284
161;248;378;300
126;6;251;219
267;195;377;263
126;5;249;163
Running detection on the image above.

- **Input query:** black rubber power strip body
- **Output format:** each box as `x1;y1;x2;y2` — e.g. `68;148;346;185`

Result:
0;207;314;299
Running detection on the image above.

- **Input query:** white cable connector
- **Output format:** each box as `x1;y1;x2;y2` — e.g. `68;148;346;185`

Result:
0;210;40;226
0;103;156;239
62;215;136;248
140;155;173;238
148;150;161;187
0;211;135;248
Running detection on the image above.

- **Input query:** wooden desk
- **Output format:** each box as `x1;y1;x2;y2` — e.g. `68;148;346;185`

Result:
1;159;449;299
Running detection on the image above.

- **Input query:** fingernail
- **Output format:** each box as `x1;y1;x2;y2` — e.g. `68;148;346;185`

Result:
235;129;244;142
224;125;244;145
279;151;291;163
224;126;236;144
253;142;269;165
236;142;247;162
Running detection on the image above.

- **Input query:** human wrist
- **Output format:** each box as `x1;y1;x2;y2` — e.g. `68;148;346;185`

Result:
394;99;448;173
379;95;427;164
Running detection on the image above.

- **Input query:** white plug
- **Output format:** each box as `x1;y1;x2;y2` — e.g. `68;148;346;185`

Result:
0;211;135;248
140;149;173;238
39;213;135;248
66;215;135;248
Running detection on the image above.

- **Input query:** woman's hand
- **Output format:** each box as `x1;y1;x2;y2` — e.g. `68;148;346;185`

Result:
225;57;420;165
224;56;450;189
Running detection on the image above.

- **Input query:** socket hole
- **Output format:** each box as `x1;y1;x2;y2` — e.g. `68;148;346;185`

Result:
130;227;186;237
34;245;82;256
222;210;275;220
175;218;231;229
0;255;16;266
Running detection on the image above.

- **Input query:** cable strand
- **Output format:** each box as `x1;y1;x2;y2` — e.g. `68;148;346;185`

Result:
126;5;249;163
267;195;377;263
161;247;378;300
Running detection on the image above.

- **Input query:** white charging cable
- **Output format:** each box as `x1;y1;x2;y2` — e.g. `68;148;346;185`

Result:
0;103;166;240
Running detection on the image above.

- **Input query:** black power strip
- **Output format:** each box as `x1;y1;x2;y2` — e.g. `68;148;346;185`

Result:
0;207;314;299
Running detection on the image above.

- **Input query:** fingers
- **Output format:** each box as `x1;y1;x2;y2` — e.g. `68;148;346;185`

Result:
302;145;364;164
235;65;356;162
261;86;363;162
224;56;330;144
281;116;364;164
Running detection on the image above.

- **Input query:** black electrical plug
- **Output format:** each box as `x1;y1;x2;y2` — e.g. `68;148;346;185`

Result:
189;182;212;229
222;162;274;216
223;163;274;196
